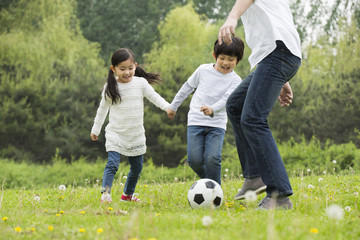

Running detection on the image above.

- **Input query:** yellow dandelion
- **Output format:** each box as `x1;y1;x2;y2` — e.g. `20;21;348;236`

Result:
129;238;139;240
155;213;160;216
31;227;36;232
108;207;113;211
310;228;319;234
144;185;148;187
97;228;104;233
60;211;65;214
48;225;54;231
56;214;60;217
80;211;85;214
59;196;64;200
44;210;48;213
79;228;86;233
14;227;22;232
147;238;158;240
2;217;8;221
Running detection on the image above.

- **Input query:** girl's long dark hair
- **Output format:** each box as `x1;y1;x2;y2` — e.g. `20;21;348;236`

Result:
105;48;161;104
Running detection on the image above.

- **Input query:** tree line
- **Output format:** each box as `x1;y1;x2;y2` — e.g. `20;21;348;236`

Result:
0;0;359;167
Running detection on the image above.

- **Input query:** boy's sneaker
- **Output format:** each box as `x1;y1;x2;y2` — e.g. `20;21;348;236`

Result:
234;177;266;200
257;195;293;210
121;194;140;202
100;193;112;203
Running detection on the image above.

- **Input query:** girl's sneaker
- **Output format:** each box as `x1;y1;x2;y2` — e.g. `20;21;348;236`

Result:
100;193;113;203
121;194;140;202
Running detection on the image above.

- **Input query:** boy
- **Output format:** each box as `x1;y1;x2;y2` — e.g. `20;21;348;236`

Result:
167;36;244;185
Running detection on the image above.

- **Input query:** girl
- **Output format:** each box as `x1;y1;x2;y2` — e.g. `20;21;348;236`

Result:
90;48;170;203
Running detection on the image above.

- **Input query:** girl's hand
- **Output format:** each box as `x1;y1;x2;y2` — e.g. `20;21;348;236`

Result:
90;133;98;141
167;108;176;119
278;82;293;107
200;105;214;117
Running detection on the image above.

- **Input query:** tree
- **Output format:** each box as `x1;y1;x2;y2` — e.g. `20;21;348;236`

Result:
0;0;106;162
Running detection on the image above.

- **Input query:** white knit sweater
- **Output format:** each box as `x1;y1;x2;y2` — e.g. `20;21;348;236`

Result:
91;76;170;156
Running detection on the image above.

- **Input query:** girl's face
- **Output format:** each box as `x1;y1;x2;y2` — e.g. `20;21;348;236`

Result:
111;59;137;83
213;53;238;74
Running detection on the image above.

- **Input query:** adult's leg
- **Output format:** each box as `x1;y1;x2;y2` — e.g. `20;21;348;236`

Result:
240;41;301;197
226;73;261;179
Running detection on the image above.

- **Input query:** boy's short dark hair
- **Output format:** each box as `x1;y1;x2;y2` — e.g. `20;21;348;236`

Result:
214;36;244;63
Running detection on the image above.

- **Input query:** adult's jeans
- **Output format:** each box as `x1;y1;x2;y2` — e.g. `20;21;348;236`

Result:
102;151;143;195
226;41;301;197
187;125;225;185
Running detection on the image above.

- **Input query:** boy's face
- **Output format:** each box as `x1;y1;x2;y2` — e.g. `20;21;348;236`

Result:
213;53;237;74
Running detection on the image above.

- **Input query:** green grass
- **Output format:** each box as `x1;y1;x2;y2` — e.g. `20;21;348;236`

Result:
1;174;360;240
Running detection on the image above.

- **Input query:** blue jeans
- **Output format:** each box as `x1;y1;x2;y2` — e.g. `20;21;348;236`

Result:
226;41;301;197
102;151;143;195
187;126;225;185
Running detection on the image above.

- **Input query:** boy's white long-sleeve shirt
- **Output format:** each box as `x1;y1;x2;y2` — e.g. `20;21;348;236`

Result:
91;76;169;156
169;64;241;130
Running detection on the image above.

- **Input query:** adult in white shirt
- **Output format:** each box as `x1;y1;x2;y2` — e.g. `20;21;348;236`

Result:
218;0;302;209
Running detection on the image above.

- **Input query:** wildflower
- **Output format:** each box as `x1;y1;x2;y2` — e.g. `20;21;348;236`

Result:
202;216;213;226
59;185;66;191
34;196;40;201
60;211;64;214
174;177;178;182
56;214;60;217
332;160;337;164
345;206;351;212
307;168;311;172
310;228;319;234
58;196;64;200
79;228;86;233
30;227;36;232
354;192;359;196
244;190;257;203
2;217;8;221
308;184;315;189
318;178;323;182
48;225;54;231
108;207;113;211
129;238;138;240
44;210;48;213
155;213;160;216
225;168;229;172
326;205;344;220
97;228;104;233
147;238;158;240
80;211;85;214
14;227;22;232
323;170;327;174
123;176;127;179
224;174;228;178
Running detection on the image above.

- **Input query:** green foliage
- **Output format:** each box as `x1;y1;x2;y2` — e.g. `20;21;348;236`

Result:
0;0;107;162
0;175;360;239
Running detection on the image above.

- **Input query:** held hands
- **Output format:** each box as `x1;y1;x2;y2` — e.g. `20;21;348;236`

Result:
278;82;293;107
90;133;98;141
200;105;214;117
167;108;176;119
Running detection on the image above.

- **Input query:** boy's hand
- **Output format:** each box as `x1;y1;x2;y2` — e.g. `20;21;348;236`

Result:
167;108;176;119
278;82;293;107
90;133;98;141
200;105;214;117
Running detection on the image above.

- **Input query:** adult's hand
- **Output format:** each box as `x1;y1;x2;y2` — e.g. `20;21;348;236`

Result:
278;82;293;107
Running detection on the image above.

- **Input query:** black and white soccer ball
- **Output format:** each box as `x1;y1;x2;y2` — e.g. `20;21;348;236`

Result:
187;178;224;209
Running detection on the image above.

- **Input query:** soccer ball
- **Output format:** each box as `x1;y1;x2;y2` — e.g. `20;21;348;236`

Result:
187;178;224;209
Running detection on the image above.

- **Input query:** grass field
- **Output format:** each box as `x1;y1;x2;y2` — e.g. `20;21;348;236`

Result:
1;174;359;240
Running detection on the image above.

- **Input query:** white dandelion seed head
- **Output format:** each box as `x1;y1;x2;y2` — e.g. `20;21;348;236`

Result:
174;177;178;182
332;160;337;164
318;178;323;182
326;205;344;220
123;176;127;179
344;206;351;212
244;190;257;203
202;216;213;226
308;184;315;189
225;168;229;172
307;169;311;172
323;170;327;174
224;174;228;178
34;196;40;201
59;185;66;191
